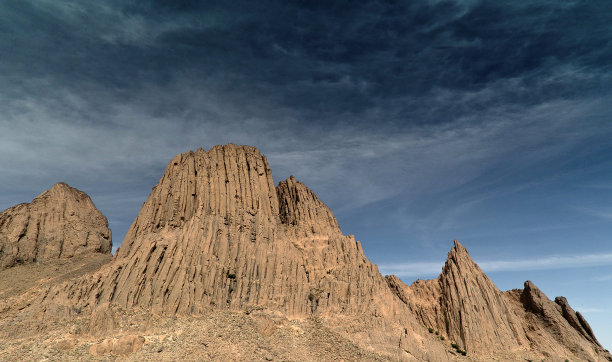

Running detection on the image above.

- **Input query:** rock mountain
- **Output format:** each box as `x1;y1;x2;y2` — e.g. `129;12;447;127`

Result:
0;182;112;269
0;144;609;361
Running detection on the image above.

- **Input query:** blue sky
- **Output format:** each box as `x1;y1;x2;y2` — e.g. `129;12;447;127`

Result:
1;0;611;348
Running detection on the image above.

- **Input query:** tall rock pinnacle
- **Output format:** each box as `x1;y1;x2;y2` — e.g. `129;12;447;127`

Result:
387;240;528;354
0;182;112;268
387;240;611;360
437;240;527;353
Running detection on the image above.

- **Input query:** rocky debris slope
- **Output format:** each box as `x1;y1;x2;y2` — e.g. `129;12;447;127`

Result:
387;240;611;361
0;308;391;361
0;183;112;269
30;145;448;360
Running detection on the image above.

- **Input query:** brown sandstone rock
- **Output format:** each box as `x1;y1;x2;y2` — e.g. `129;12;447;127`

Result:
88;303;119;337
388;240;611;361
387;240;528;354
89;334;145;356
37;145;448;360
513;280;611;360
0;182;112;269
10;145;608;361
45;146;388;316
277;175;341;237
555;296;600;345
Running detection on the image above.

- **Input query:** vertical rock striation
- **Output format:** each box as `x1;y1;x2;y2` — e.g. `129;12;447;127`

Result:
0;183;112;268
277;175;341;237
387;240;611;361
43;145;392;319
33;145;452;360
387;240;528;354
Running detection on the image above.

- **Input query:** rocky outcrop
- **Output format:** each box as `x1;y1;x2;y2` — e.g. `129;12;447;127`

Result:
554;296;600;345
0;183;112;268
39;146;403;317
5;145;608;361
387;240;611;361
511;281;610;360
277;175;341;237
387;240;528;354
31;144;449;360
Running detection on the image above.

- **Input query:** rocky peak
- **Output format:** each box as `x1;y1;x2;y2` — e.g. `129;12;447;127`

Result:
50;145;392;319
0;182;112;268
437;240;527;353
116;144;279;257
555;296;600;345
520;280;606;355
276;175;341;236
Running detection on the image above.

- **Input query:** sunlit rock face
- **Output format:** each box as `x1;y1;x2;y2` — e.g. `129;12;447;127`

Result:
0;182;112;269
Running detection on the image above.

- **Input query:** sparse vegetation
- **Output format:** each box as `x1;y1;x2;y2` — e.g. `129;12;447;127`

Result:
428;327;434;333
308;293;316;302
450;343;466;356
227;272;236;279
440;336;445;341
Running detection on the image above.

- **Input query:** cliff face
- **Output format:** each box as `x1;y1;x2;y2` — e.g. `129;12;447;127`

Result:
33;144;449;360
44;146;394;318
0;183;112;268
387;240;611;361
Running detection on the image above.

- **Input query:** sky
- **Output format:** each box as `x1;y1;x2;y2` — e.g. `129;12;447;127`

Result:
1;0;611;349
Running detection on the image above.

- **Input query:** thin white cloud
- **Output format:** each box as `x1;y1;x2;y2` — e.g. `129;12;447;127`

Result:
578;207;612;221
380;251;612;277
593;274;612;282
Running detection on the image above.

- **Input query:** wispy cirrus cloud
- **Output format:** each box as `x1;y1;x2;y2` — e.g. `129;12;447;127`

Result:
380;251;612;278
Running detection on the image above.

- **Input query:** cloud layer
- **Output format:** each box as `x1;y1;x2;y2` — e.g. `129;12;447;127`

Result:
380;251;612;278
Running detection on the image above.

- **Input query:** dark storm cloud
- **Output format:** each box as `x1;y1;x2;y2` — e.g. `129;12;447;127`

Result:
3;1;611;121
1;0;612;243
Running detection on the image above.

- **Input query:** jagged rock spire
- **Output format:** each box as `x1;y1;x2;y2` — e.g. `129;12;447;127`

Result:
438;240;527;353
0;182;112;268
387;240;610;360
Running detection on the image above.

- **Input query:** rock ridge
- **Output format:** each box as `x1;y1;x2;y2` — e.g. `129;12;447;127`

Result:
387;240;611;361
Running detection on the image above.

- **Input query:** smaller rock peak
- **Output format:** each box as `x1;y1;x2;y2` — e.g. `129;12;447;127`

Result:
524;280;537;290
49;182;75;193
42;182;87;201
51;182;70;189
445;240;474;267
276;176;341;236
451;239;468;254
441;240;487;284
